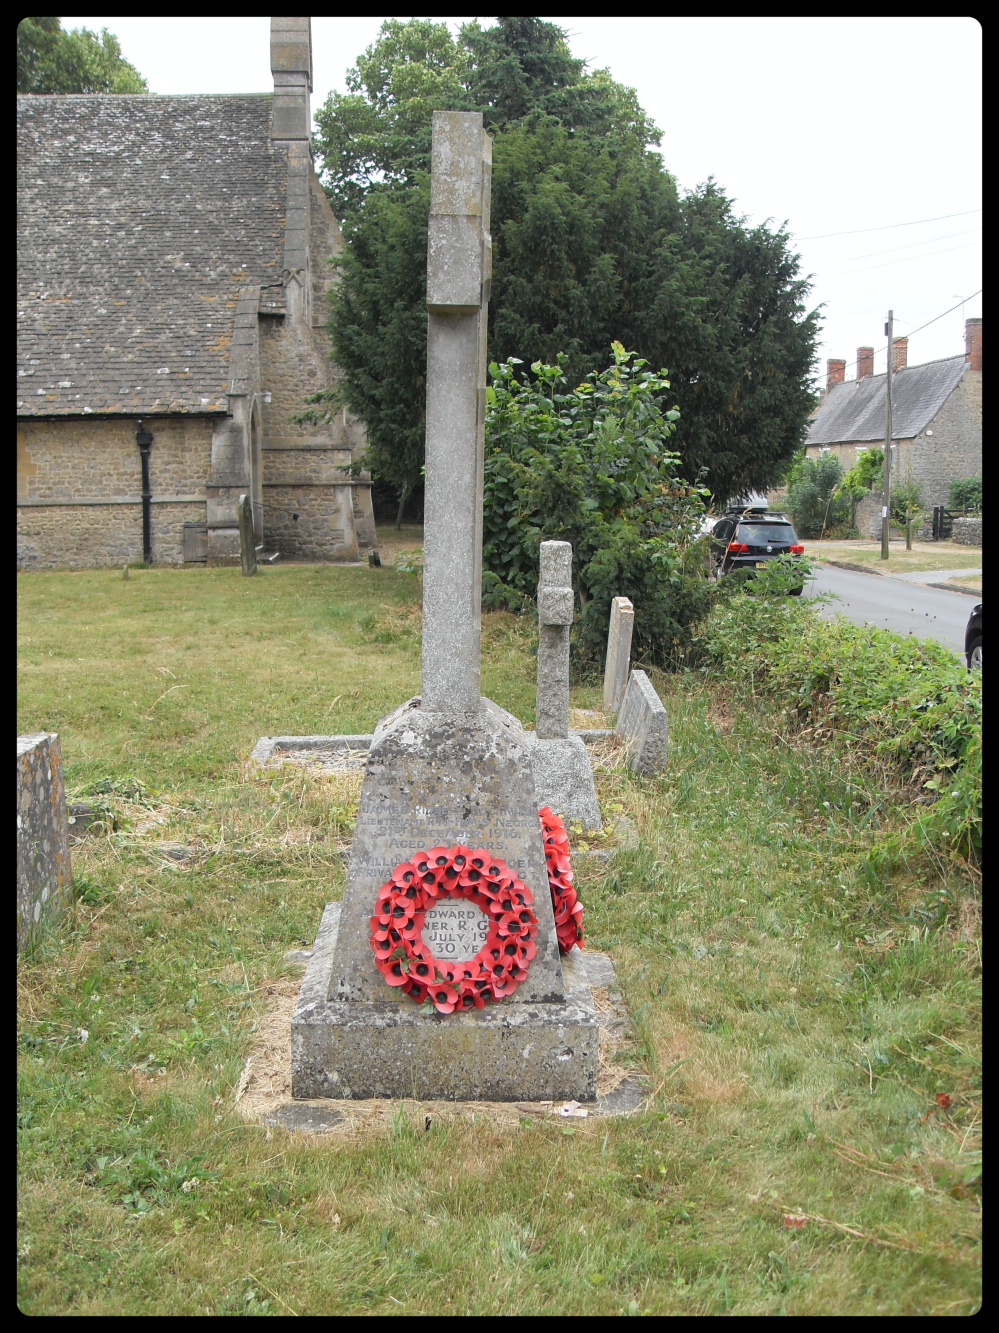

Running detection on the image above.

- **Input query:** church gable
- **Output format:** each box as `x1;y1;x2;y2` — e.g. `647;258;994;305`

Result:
17;18;376;571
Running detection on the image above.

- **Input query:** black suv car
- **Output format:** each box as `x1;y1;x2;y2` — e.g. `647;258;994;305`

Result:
711;509;805;591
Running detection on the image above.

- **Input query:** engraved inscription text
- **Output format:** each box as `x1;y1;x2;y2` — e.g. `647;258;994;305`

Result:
422;904;490;961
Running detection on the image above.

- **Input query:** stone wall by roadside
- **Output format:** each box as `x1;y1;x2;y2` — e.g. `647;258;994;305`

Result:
951;517;982;546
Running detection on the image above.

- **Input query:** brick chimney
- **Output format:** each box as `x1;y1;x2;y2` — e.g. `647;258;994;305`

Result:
965;317;982;372
857;346;874;380
271;17;312;141
826;358;846;391
891;337;908;372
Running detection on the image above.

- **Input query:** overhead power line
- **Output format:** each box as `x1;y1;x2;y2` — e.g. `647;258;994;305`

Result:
797;208;981;242
812;288;982;380
829;239;981;279
900;287;982;343
845;225;980;264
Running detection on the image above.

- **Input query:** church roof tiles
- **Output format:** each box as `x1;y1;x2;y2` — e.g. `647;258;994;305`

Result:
17;94;288;417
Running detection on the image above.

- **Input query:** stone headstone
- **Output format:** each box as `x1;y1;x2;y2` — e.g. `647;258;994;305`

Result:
536;540;573;739
616;669;668;774
17;733;72;950
292;111;597;1102
603;596;634;714
237;493;257;576
528;539;601;831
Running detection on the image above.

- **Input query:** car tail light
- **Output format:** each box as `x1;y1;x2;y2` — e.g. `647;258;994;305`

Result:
789;544;804;554
727;542;749;554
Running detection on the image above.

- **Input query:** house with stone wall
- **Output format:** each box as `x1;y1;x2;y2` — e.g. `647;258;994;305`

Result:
804;319;981;525
17;16;375;569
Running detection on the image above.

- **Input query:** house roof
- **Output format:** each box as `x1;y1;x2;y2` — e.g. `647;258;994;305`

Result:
17;94;288;418
807;354;969;446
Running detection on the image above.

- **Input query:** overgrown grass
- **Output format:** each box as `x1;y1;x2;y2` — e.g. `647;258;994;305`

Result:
17;566;980;1315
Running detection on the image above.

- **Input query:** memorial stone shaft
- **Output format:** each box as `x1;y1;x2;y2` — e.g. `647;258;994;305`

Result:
421;112;493;715
536;540;574;739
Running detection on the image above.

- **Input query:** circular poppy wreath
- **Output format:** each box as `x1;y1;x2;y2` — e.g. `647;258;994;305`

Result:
370;808;583;1013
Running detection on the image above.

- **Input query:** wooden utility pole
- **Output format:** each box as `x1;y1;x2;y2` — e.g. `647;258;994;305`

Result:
880;310;893;560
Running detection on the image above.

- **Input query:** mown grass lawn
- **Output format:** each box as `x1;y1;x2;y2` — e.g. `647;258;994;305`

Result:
806;539;982;593
17;561;981;1316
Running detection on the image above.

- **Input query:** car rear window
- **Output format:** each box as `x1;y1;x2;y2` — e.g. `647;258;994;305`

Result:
736;524;797;544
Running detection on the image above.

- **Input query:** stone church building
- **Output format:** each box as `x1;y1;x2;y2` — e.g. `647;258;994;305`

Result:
17;17;375;568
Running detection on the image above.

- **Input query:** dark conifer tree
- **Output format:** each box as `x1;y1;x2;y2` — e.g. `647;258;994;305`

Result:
311;17;819;512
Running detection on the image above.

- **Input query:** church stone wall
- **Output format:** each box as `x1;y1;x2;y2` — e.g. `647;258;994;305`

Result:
17;500;208;569
263;483;358;561
17;416;212;568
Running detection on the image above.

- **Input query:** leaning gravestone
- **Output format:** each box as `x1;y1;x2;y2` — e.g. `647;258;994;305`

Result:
528;540;601;831
616;669;669;775
603;596;634;713
17;733;72;950
291;112;597;1102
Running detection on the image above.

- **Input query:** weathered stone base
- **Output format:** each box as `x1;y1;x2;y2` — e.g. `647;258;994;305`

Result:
524;734;602;831
292;903;599;1101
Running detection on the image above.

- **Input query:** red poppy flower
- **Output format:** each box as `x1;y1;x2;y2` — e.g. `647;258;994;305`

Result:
496;911;525;936
429;983;458;1013
382;958;410;986
402;978;428;1003
406;955;434;985
552;897;573;925
400;915;425;942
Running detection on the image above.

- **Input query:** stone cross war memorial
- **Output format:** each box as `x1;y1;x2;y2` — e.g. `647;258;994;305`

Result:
292;112;598;1104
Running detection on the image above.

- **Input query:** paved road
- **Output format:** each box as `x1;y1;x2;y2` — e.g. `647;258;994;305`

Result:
804;563;976;658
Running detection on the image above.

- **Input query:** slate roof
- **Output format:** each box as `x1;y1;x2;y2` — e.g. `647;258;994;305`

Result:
807;355;969;445
17;94;287;417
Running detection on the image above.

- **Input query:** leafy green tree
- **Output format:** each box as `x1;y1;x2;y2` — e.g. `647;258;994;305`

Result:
17;18;147;94
838;446;884;526
891;477;924;550
948;476;982;515
484;343;710;668
785;451;848;539
311;17;818;514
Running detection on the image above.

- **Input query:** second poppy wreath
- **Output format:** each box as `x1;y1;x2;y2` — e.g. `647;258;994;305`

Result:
370;808;583;1014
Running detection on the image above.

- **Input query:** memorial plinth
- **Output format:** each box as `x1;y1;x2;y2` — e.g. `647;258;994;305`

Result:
291;699;598;1101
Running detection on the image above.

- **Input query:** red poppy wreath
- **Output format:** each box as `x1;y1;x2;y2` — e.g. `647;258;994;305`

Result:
370;808;583;1013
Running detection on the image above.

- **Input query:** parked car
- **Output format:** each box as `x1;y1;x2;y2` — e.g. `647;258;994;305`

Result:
711;509;805;592
965;603;982;670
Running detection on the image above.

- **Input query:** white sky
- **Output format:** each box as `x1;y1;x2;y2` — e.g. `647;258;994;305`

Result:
62;16;982;388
